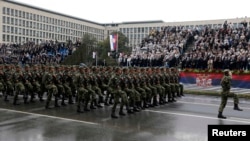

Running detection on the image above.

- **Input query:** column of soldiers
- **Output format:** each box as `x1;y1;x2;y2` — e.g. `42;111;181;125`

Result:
0;64;184;118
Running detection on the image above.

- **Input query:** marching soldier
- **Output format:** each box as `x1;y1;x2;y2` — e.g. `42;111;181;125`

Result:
31;65;44;102
63;66;74;105
55;66;66;106
218;69;243;119
44;66;59;109
3;65;14;102
23;65;34;103
75;66;88;113
109;67;128;118
12;66;25;105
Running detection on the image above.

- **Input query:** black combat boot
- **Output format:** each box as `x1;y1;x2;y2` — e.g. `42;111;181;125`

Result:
90;101;97;109
13;96;20;105
126;104;134;114
54;98;60;107
218;112;226;119
96;99;103;108
83;100;90;111
111;109;118;119
45;101;52;109
77;105;84;113
153;97;159;106
23;96;29;104
68;95;74;104
104;98;110;106
61;95;67;106
39;92;44;102
30;95;35;103
119;106;126;116
4;94;9;102
234;104;243;111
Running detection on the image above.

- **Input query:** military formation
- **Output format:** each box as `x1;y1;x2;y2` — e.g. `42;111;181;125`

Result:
0;64;184;118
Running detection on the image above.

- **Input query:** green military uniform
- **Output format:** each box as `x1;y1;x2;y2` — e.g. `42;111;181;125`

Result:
104;67;114;106
3;65;14;102
139;68;151;108
124;68;140;112
44;66;59;109
12;66;25;105
218;69;243;119
0;66;6;98
23;65;34;103
31;65;43;102
83;68;97;110
63;67;74;104
76;66;88;113
109;67;129;118
90;67;103;108
55;66;66;106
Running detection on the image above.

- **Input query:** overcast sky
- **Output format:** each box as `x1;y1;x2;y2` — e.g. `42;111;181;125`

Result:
13;0;249;23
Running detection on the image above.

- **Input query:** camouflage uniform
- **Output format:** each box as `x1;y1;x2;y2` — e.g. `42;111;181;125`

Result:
109;67;129;118
55;66;66;106
23;65;34;103
75;66;88;113
31;65;43;102
12;66;25;105
0;65;6;98
3;65;14;102
90;67;103;108
63;66;74;104
44;66;59;109
218;69;243;119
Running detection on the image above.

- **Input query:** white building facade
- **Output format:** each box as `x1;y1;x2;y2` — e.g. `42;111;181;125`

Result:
1;0;249;47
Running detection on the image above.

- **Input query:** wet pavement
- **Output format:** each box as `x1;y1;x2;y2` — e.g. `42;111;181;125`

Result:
0;94;250;141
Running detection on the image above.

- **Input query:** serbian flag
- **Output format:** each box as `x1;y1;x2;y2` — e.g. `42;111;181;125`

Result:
109;34;118;51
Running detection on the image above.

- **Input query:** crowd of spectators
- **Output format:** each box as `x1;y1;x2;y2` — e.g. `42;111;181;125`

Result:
119;26;194;67
0;40;80;65
1;20;250;71
119;20;250;71
180;20;250;70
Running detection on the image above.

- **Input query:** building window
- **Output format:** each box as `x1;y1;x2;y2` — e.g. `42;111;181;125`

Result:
2;34;6;41
11;18;14;25
6;8;10;15
26;21;29;27
15;27;18;34
7;26;10;33
15;36;18;42
2;16;6;23
11;35;14;42
15;19;18;25
7;17;10;24
3;25;6;32
26;12;29;19
7;35;10;42
15;10;18;17
11;26;14;33
36;15;39;21
22;11;25;18
19;10;21;17
3;7;6;14
11;9;14;16
30;13;32;20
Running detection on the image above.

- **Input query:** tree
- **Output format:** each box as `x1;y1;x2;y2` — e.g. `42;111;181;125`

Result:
62;33;97;65
95;31;130;66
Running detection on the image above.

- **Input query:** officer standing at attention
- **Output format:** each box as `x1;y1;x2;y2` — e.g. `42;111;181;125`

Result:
218;69;243;119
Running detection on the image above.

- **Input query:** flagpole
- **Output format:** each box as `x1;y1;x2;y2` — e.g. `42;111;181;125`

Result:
116;30;119;66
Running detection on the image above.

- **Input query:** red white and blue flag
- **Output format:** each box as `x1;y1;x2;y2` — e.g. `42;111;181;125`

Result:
109;34;118;51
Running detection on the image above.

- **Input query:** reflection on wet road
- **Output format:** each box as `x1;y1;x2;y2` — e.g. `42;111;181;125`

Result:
0;94;250;141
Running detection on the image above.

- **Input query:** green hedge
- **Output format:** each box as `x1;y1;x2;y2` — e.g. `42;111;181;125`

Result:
184;90;250;99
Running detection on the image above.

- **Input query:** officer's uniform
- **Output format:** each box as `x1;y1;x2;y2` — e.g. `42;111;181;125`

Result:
218;69;243;119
